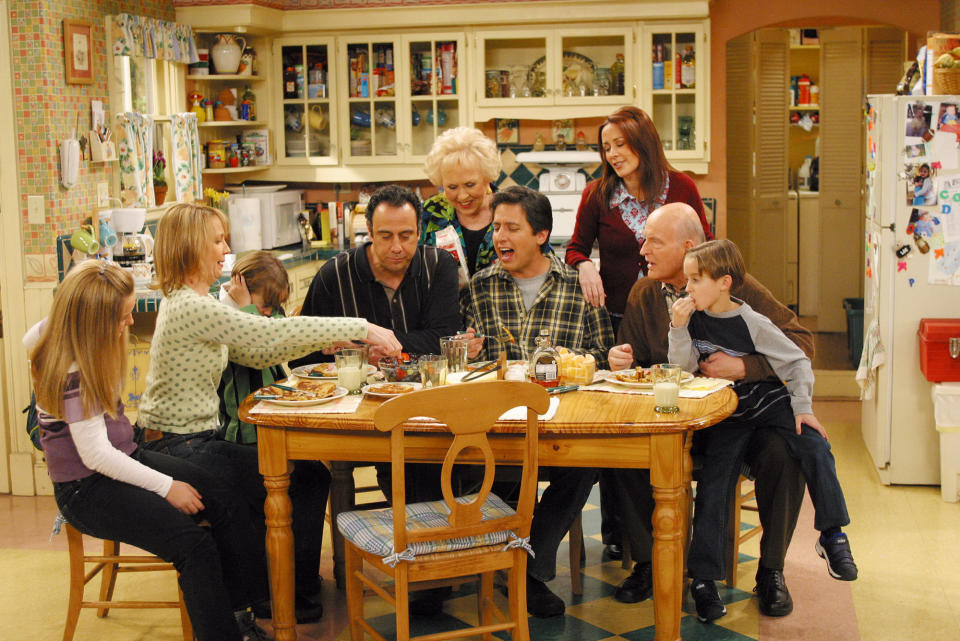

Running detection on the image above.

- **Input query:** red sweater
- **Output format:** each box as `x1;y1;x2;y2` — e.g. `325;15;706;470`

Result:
564;171;710;316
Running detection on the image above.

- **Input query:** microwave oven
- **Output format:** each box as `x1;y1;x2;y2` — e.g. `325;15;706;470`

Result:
226;189;303;249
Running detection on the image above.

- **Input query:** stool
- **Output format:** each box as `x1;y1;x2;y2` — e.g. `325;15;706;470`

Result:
63;522;192;641
932;382;960;502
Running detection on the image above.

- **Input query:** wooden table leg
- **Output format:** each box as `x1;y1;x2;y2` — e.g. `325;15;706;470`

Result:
328;461;356;589
258;429;297;641
650;432;684;641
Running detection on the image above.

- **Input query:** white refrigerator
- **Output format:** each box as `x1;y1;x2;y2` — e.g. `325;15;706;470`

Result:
861;95;960;485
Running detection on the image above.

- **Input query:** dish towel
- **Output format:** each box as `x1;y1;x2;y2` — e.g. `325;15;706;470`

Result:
856;319;885;400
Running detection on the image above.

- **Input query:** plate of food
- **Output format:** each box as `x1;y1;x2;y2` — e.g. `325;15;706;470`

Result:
256;380;348;406
292;363;377;379
603;368;694;389
362;382;423;398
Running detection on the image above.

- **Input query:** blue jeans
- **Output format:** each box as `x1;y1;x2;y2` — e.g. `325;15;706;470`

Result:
55;448;267;641
687;413;850;581
137;429;330;595
527;466;599;582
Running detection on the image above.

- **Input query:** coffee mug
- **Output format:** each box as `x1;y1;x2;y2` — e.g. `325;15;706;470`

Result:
99;219;118;248
70;224;99;255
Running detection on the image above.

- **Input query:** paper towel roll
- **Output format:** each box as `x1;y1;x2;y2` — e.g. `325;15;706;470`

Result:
228;198;262;252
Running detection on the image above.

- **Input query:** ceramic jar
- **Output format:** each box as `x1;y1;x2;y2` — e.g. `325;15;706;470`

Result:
211;34;247;74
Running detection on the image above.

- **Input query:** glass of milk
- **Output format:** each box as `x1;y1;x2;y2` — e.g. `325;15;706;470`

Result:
651;363;683;413
335;348;367;394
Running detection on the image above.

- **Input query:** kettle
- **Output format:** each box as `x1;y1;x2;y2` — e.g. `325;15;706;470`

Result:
211;34;247;75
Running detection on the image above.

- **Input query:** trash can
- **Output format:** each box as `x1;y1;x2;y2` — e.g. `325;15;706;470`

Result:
843;298;864;366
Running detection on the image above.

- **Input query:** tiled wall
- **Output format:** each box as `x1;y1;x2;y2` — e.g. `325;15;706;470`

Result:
172;0;552;9
11;0;173;281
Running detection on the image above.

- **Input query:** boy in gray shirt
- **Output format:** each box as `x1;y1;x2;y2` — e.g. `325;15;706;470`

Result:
668;239;857;624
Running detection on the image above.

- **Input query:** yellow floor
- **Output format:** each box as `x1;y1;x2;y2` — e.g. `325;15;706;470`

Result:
2;399;958;640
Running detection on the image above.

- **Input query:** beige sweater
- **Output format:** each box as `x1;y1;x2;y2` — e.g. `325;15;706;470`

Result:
138;286;366;434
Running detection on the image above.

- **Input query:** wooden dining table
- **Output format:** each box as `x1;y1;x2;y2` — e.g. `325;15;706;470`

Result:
239;385;737;641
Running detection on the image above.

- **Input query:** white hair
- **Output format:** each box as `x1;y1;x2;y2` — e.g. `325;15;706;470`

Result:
423;127;501;186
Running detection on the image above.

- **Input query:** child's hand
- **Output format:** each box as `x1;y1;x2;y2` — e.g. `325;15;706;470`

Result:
796;413;828;440
671;297;696;328
165;480;205;515
228;273;252;308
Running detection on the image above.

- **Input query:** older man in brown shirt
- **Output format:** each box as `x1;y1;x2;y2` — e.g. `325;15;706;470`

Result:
608;202;810;618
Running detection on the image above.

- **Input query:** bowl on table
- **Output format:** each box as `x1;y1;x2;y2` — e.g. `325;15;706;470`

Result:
378;356;421;383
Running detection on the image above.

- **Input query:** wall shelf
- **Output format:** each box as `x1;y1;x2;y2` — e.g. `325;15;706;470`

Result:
202;165;271;174
188;74;266;82
198;120;262;127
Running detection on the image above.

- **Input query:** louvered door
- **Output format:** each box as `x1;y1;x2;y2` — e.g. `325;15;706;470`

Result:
865;27;907;95
752;29;790;302
725;32;753;252
818;27;864;331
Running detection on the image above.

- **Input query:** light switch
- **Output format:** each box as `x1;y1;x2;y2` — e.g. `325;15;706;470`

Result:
27;195;44;225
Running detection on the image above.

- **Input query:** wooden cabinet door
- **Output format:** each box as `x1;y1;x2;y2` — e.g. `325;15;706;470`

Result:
818;27;864;331
725;32;754;254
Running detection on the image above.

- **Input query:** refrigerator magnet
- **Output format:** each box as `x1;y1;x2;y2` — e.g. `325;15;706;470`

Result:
896;244;912;258
898;260;909;272
914;234;931;253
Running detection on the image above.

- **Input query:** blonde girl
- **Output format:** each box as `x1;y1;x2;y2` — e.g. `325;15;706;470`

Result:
26;261;269;641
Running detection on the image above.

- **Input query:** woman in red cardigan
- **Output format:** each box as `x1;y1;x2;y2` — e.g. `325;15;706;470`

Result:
565;106;711;330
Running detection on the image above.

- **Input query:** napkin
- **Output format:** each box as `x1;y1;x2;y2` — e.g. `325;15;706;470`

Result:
249;394;363;415
586;375;733;399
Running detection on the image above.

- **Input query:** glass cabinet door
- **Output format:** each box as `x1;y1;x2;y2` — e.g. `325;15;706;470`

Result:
404;35;465;160
341;39;400;163
556;29;632;106
276;38;337;164
643;24;706;159
475;31;550;106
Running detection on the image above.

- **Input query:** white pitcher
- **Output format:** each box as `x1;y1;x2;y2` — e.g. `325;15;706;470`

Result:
211;34;246;74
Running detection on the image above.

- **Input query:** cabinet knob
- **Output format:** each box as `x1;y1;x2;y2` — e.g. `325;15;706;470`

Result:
835;199;842;206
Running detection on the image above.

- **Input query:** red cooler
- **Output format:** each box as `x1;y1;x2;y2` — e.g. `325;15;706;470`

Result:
918;318;960;382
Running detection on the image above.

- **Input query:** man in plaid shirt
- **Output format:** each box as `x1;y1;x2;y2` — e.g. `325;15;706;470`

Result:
461;185;614;618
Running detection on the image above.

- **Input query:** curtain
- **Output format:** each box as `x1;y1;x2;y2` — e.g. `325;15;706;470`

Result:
111;14;198;64
116;112;154;207
170;113;204;203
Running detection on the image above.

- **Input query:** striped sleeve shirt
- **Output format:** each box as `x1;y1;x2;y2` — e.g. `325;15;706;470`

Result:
290;243;462;368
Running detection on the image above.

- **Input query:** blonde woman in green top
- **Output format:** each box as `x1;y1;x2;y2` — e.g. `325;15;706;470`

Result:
137;202;401;625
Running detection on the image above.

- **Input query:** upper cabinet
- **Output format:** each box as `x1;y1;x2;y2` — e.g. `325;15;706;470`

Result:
274;37;339;166
337;32;467;166
639;22;710;171
474;27;634;120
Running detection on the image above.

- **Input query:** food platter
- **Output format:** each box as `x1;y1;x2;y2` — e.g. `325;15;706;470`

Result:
362;382;422;398
292;363;377;379
258;385;348;407
603;369;694;389
528;51;596;96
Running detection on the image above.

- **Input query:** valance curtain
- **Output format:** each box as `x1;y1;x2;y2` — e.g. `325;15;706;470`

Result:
170;113;204;203
111;14;198;64
116;112;154;207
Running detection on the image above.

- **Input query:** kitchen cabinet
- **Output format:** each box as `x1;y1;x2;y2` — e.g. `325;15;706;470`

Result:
188;33;273;176
474;26;634;121
274;37;339;165
639;21;709;170
336;33;467;165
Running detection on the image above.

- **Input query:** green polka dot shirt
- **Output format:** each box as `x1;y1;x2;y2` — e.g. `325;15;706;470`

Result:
138;287;366;434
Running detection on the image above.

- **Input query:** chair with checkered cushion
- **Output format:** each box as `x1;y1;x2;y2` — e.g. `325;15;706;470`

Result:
338;380;549;641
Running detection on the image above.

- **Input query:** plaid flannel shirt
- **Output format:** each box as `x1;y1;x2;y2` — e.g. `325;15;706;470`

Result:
460;252;613;367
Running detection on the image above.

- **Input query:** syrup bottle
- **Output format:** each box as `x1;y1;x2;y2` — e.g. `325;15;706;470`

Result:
529;330;560;388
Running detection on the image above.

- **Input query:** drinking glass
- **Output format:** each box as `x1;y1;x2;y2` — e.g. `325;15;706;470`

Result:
335;348;367;394
418;354;448;388
440;335;469;373
651;363;683;413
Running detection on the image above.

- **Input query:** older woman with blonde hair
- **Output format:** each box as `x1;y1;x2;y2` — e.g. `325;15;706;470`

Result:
421;126;502;284
136;202;401;625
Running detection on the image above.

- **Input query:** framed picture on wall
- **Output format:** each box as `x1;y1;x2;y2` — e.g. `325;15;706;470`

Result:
63;20;93;85
496;119;518;144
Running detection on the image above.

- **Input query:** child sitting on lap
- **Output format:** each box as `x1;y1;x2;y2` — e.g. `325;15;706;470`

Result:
668;239;857;624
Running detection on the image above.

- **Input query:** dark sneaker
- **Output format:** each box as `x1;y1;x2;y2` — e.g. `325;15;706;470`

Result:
753;567;794;617
410;586;452;617
690;579;726;623
614;561;653;603
252;593;324;623
604;543;624;561
236;609;273;641
815;532;858;581
526;576;565;618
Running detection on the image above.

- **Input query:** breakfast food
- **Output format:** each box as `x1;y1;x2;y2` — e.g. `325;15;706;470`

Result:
265;380;337;401
297;380;338;395
368;383;415;395
558;347;596;385
310;363;337;376
615;368;652;384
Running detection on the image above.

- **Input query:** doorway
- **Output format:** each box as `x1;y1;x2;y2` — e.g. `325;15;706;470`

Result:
725;25;907;374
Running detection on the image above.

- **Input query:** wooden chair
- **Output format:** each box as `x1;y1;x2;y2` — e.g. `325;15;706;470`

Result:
724;475;762;588
62;522;192;641
339;380;549;641
328;461;391;588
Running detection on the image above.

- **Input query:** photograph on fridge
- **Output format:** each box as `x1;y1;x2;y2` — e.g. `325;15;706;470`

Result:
905;101;933;138
906;162;937;206
938;102;960;131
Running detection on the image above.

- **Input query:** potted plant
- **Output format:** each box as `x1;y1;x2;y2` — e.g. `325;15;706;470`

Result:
153;149;168;205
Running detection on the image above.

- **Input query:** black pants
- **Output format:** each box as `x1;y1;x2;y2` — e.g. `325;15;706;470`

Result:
137;428;330;595
55;448;268;641
614;427;805;573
